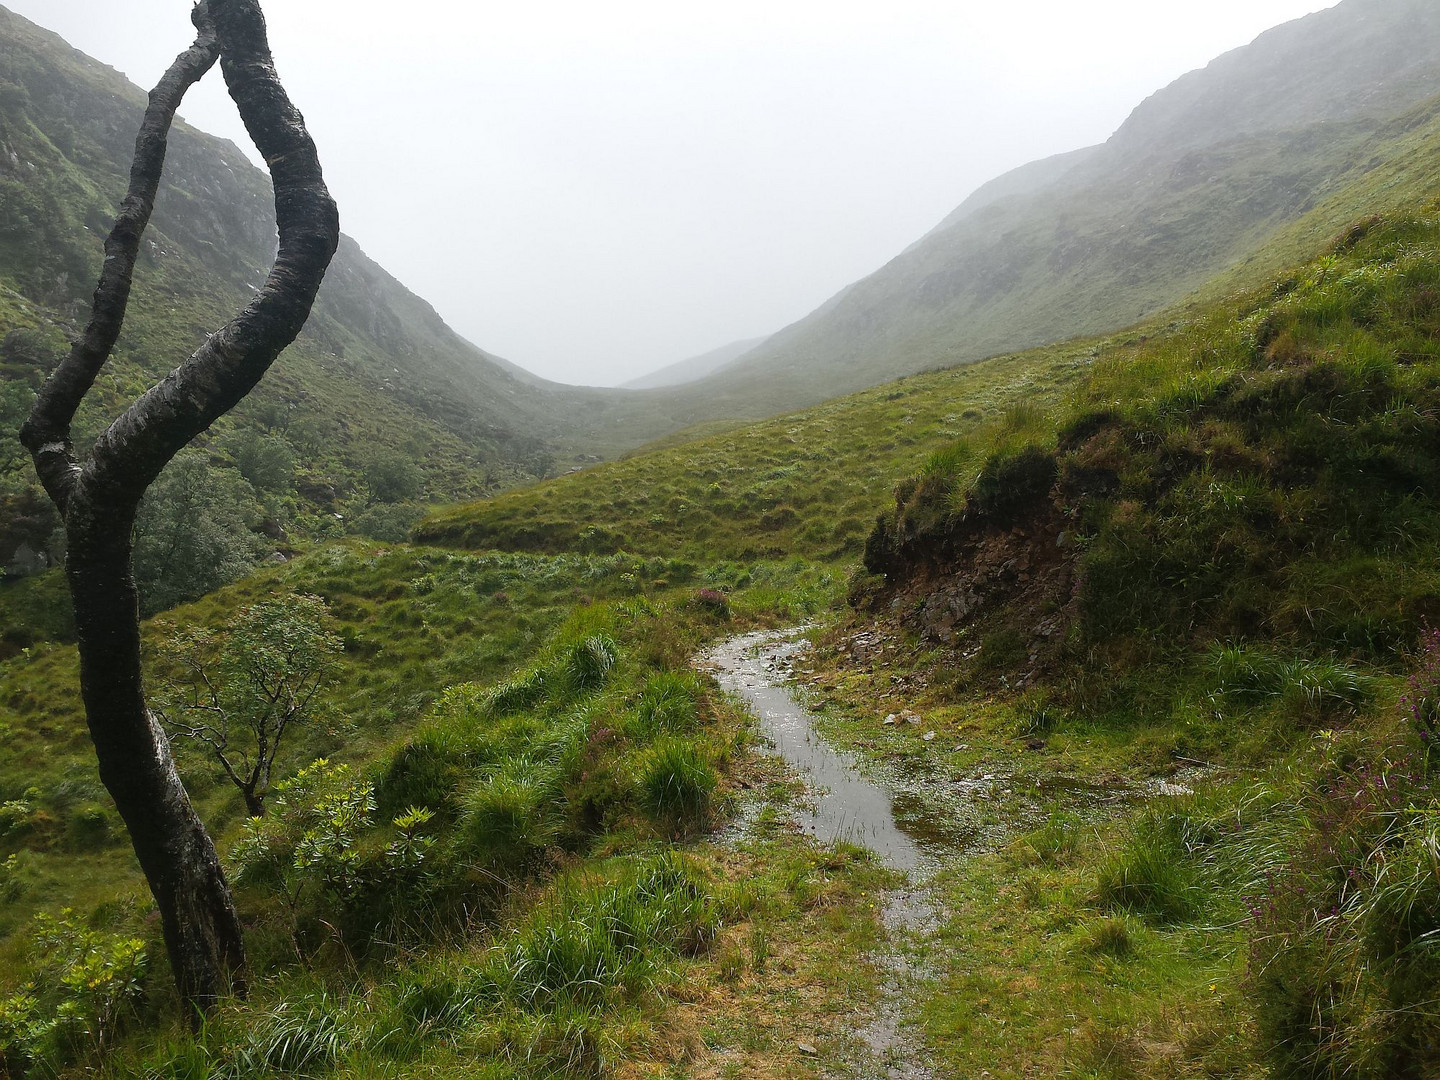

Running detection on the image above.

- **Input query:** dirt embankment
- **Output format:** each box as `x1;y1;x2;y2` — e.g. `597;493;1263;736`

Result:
858;475;1083;687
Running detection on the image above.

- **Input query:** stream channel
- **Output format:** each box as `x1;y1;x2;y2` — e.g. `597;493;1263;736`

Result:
699;629;939;1080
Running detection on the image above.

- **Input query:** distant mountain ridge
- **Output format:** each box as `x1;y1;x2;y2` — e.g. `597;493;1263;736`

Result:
6;0;1440;524
669;0;1440;417
622;337;768;390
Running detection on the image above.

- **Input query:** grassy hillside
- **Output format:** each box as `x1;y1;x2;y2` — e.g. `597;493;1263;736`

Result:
8;196;1440;1076
0;5;705;585
792;208;1440;1076
416;340;1094;562
419;205;1440;1077
652;0;1440;422
866;210;1440;672
0;532;871;1076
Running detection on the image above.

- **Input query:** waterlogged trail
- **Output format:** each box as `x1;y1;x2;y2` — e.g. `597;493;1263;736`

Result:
700;629;938;1080
703;630;924;871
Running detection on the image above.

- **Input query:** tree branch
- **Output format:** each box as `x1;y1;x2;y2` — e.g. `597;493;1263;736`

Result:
82;0;341;509
19;3;221;515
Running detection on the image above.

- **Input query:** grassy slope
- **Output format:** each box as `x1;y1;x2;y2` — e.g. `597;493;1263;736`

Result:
0;533;889;1078
415;342;1093;562
426;205;1440;1077
643;0;1440;423
795;208;1440;1076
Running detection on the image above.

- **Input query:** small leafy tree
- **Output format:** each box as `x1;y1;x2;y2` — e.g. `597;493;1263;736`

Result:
359;448;422;504
224;428;295;493
230;759;375;959
154;595;342;816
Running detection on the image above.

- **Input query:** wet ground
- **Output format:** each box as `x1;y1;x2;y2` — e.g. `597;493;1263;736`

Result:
703;631;927;872
698;627;1223;1078
699;629;939;1080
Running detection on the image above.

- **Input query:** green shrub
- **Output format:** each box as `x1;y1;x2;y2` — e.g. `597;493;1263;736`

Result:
0;909;148;1073
231;760;376;938
0;853;23;902
0;798;37;838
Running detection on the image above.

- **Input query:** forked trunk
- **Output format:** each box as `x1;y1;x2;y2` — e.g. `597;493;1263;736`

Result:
19;0;338;1017
65;492;245;1009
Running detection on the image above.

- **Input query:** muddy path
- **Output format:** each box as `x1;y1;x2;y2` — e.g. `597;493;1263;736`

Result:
699;629;939;1080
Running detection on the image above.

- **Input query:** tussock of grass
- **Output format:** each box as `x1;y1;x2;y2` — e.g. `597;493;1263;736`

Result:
563;635;617;693
456;760;563;871
482;852;717;1009
626;671;703;740
483;668;550;717
637;740;717;825
1080;915;1135;958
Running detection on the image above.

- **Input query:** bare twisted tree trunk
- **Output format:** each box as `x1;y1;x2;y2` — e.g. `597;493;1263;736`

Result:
19;0;339;1014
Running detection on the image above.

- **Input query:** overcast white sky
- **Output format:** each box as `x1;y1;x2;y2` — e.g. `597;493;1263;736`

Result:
13;0;1339;386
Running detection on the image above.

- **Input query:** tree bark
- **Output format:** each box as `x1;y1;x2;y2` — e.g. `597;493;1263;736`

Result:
19;0;339;1015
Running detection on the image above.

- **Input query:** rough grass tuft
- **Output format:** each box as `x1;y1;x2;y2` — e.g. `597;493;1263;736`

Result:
564;635;618;693
638;739;716;824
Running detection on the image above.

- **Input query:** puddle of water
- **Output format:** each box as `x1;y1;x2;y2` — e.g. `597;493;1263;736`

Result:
701;630;924;873
701;628;937;1080
889;791;981;850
